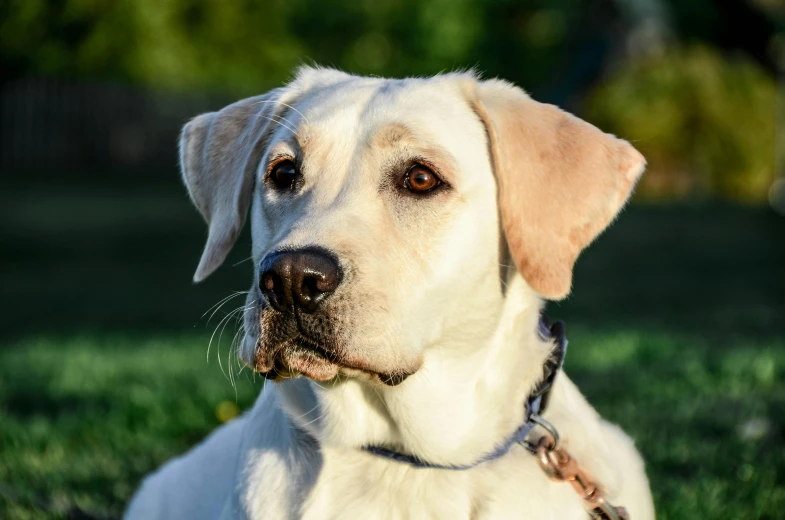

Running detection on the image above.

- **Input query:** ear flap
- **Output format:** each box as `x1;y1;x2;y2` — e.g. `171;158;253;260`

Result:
179;93;278;282
472;79;646;300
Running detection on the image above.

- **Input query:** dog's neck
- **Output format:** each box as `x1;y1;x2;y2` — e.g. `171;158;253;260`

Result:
275;273;553;467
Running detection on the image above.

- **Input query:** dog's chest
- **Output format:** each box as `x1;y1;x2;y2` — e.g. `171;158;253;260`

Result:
295;448;588;520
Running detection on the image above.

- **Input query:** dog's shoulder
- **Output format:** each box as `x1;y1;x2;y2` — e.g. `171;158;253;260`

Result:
125;416;247;520
126;386;302;520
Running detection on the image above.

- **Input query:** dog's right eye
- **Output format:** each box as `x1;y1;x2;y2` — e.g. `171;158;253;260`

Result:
269;160;299;191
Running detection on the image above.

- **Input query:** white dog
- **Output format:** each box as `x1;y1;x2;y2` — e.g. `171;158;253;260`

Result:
126;67;655;519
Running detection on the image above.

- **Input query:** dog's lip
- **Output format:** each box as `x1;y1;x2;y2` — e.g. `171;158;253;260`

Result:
258;334;414;386
259;335;339;382
280;338;341;382
294;334;335;361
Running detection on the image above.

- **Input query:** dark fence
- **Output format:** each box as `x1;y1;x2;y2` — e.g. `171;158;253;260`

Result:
0;77;231;175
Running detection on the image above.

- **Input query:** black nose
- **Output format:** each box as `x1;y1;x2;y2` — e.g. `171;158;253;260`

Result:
259;247;343;313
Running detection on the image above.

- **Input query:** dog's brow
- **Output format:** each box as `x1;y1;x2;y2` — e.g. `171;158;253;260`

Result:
372;123;416;148
265;137;303;166
370;123;460;183
294;124;313;147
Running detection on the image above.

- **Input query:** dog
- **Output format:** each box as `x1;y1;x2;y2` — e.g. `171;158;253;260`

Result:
126;67;655;519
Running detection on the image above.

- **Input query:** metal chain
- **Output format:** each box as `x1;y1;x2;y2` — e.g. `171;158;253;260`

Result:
533;433;630;520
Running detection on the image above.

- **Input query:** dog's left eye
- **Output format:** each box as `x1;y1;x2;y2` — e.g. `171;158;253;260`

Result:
404;164;442;194
269;160;299;191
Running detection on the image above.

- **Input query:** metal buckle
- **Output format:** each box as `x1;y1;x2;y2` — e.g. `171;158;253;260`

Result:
531;413;560;447
519;413;560;452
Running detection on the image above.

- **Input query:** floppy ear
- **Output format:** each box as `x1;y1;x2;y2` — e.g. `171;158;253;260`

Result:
472;79;645;300
179;93;278;282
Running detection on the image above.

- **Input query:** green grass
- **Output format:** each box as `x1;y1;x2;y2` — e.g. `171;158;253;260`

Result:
569;327;784;519
1;329;782;519
0;183;783;519
0;333;262;519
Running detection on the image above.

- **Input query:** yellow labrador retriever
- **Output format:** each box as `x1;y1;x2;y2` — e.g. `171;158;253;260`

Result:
126;67;655;519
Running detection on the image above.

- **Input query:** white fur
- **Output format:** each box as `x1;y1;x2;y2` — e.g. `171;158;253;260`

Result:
126;68;655;519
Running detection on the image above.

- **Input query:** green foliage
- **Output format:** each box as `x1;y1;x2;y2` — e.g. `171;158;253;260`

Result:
585;45;777;203
0;0;305;93
0;0;596;95
1;0;780;204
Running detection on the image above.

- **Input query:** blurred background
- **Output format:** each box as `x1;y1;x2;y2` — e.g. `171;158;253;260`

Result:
0;0;783;518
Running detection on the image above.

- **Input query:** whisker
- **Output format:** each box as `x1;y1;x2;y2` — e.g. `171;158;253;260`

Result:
204;291;248;323
213;312;239;379
258;114;297;136
278;101;311;125
226;307;250;386
228;328;239;396
207;302;242;363
209;305;247;381
270;113;299;134
292;402;322;422
298;411;325;430
270;112;301;135
254;99;311;125
228;310;249;393
225;296;260;389
232;256;254;267
310;380;328;391
370;383;394;419
230;321;246;359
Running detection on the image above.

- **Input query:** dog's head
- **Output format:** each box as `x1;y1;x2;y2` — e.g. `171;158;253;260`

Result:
180;68;644;386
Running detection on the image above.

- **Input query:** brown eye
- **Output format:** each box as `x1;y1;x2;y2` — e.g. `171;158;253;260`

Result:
269;160;299;191
404;164;441;193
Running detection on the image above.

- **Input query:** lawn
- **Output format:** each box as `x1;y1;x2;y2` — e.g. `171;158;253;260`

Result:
1;182;783;519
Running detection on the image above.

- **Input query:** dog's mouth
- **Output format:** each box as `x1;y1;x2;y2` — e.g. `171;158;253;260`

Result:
253;325;413;386
258;335;341;382
251;305;416;386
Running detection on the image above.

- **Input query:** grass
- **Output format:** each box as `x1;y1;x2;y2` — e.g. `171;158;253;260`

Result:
0;182;783;519
0;333;261;519
1;329;782;519
569;327;784;519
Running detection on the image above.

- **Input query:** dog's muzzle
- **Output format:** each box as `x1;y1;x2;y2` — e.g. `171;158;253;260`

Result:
251;247;414;386
253;247;346;382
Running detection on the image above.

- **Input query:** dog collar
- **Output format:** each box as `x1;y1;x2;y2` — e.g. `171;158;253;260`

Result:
361;318;631;519
362;314;568;471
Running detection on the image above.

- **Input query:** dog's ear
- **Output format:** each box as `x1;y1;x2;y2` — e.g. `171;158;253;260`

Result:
179;93;279;282
471;79;645;300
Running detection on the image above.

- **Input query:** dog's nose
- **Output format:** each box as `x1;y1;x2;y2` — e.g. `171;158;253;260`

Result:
259;248;343;313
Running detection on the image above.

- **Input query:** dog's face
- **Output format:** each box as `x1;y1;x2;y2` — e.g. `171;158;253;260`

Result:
179;68;645;386
244;75;504;385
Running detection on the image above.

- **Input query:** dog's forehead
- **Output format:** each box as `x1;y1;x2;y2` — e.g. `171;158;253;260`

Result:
289;75;484;159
